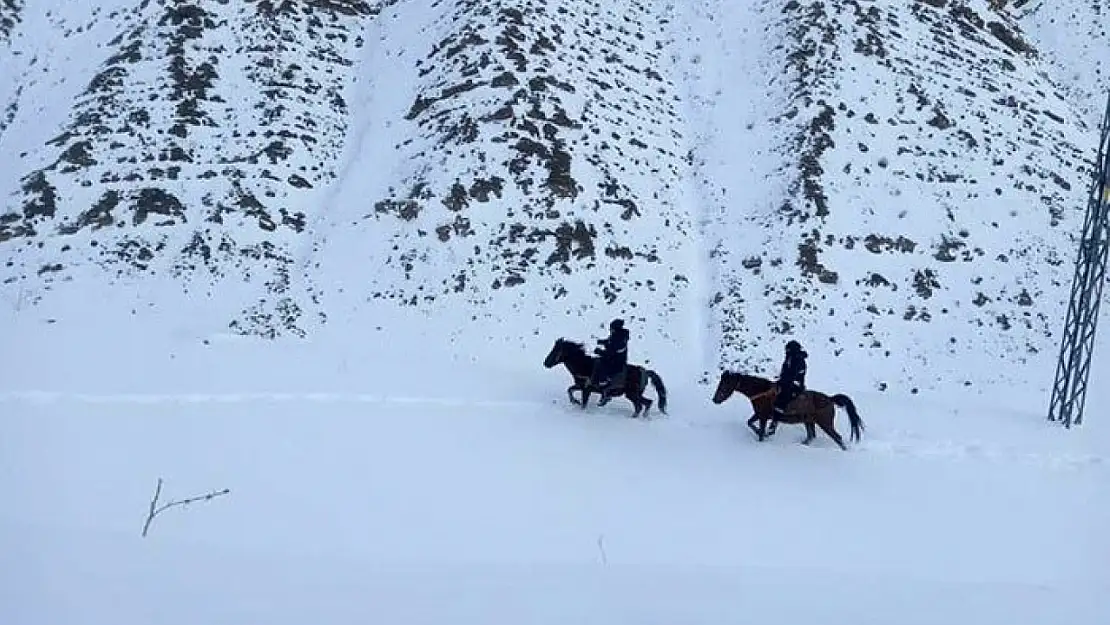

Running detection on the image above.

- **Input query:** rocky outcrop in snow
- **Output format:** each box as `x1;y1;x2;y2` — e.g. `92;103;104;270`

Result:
1;0;373;336
702;0;1095;390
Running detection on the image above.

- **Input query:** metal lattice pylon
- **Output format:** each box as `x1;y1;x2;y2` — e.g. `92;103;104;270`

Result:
1048;93;1110;428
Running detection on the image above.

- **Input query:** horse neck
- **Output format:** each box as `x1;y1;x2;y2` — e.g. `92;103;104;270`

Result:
738;376;773;397
563;346;594;376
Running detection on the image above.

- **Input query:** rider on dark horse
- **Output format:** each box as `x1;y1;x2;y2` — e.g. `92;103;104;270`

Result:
592;318;629;403
772;339;808;420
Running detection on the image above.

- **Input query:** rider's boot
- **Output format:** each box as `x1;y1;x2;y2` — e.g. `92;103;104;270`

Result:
769;407;784;434
596;377;612;405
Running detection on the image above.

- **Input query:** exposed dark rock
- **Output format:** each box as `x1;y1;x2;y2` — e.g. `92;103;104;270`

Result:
0;0;376;338
0;0;21;43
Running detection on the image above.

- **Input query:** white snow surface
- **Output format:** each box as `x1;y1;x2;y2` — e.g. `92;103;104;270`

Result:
1017;0;1110;128
2;293;1109;624
2;1;1110;622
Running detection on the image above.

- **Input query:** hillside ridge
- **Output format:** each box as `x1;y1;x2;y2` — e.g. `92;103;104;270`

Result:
0;0;1105;392
694;0;1098;389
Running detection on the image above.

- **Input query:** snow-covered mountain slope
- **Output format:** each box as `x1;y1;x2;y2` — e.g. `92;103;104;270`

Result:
309;0;700;363
0;0;1104;393
0;0;376;335
687;0;1098;389
1014;0;1109;127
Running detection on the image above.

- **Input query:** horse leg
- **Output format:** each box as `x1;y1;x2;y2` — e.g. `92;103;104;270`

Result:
817;414;847;451
581;387;592;409
624;385;644;418
759;412;773;441
599;390;614;406
747;414;762;439
631;380;651;417
598;381;615;406
801;420;816;445
749;413;772;441
567;385;581;405
763;398;782;439
572;378;587;406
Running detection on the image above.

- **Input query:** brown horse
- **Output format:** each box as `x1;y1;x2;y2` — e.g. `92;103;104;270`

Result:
711;371;864;450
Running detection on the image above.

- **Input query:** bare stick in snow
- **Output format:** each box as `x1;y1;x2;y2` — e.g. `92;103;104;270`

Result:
141;477;230;538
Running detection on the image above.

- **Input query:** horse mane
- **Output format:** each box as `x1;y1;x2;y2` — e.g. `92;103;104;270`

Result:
725;371;774;390
557;338;589;356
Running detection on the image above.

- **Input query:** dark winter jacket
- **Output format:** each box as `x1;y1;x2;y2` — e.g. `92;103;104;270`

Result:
597;327;630;364
778;350;808;389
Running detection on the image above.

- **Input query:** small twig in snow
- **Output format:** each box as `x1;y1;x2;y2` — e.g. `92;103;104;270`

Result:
596;533;608;565
142;477;230;538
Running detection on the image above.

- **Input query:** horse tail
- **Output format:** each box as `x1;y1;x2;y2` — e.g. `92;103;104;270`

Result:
831;394;864;442
647;370;668;414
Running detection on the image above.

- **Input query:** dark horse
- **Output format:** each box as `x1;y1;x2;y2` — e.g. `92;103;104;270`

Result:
543;338;668;418
711;372;864;450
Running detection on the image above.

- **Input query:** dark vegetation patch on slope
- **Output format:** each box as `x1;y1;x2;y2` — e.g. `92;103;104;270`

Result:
0;0;20;43
713;0;1092;383
0;0;373;337
831;0;1084;363
368;0;687;314
0;0;21;138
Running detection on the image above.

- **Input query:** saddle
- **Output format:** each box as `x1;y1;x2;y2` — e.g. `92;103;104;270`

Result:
596;366;629;407
777;387;810;414
608;367;627;388
593;362;627;390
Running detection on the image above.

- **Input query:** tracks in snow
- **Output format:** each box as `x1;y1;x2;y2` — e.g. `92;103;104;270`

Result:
2;390;1104;472
0;390;546;409
858;438;1106;472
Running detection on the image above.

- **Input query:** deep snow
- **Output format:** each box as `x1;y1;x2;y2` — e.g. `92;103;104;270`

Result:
2;305;1108;624
1;1;1108;623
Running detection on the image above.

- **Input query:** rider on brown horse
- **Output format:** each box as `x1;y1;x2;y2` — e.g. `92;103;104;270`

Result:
772;339;808;419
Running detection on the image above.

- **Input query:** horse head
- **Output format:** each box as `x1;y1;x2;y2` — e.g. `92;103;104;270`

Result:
545;337;593;376
544;339;565;368
713;371;773;403
545;338;586;367
712;371;738;404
